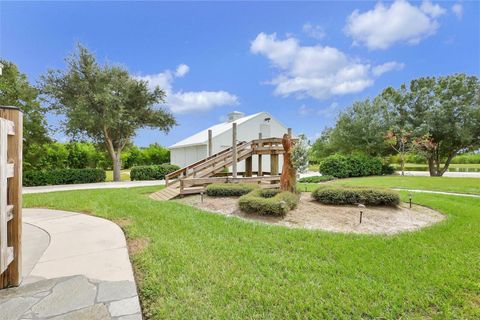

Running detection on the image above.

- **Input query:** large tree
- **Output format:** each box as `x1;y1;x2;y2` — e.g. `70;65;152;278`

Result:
0;60;50;169
383;74;480;176
40;45;176;181
327;99;391;157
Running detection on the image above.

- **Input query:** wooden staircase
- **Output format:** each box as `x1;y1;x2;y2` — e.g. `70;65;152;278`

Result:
150;137;287;201
149;184;181;201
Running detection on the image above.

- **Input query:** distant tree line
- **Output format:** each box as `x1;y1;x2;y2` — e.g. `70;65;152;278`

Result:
310;73;480;176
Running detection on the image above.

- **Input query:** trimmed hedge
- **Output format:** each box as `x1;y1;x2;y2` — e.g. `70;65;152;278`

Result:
298;175;335;183
23;168;106;187
130;164;180;181
312;186;400;206
206;183;258;197
319;154;383;178
238;189;299;216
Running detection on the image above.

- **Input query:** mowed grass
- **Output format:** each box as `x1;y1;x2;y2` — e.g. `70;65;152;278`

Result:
105;170;131;182
24;182;480;319
299;176;480;195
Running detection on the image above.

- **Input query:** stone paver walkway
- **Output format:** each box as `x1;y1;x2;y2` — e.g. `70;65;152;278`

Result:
23;180;165;194
0;209;142;320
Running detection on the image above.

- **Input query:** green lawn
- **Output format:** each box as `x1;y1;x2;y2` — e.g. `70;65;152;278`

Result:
24;178;480;319
105;170;131;182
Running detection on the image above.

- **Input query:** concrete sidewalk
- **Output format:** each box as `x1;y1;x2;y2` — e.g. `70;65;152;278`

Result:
24;180;165;194
0;209;142;319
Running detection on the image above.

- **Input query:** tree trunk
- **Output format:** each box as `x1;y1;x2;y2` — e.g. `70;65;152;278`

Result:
112;151;122;182
427;157;438;176
400;154;405;176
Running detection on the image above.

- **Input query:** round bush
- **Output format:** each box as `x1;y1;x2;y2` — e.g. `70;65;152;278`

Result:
319;155;383;178
311;186;400;207
238;189;299;216
206;183;259;197
130;164;180;181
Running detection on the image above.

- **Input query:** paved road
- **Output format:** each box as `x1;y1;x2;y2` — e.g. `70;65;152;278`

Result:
24;180;165;194
399;171;480;178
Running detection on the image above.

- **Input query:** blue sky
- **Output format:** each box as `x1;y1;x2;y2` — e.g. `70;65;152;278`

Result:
1;1;479;147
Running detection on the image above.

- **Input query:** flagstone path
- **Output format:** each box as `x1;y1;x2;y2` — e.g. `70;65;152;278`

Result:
0;209;142;320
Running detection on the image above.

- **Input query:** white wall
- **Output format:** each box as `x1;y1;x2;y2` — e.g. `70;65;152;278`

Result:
170;145;207;168
211;112;288;173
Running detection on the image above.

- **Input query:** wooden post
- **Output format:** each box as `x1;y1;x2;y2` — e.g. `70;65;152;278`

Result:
245;156;252;177
257;133;262;176
232;123;237;178
208;129;212;157
0;106;22;288
288;128;292;137
271;154;279;176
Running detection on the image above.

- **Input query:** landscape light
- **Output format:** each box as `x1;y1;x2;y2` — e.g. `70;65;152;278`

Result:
409;193;412;208
358;204;366;224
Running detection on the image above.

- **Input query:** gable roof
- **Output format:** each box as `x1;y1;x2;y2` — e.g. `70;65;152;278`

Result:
169;112;265;149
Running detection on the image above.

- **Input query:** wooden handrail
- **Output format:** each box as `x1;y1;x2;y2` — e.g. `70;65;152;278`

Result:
165;141;247;185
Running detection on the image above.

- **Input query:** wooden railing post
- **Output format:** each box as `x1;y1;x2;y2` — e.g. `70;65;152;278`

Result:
232;123;237;178
0;106;23;288
208;129;213;157
257;133;263;176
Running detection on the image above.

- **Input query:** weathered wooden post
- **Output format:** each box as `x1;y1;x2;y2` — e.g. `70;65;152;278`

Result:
208;129;213;157
245;156;252;177
280;133;296;192
232;123;237;178
0;106;23;288
257;133;263;176
271;154;279;176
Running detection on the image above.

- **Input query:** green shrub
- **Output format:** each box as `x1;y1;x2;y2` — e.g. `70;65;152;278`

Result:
311;186;400;206
130;164;180;181
381;163;395;175
319;154;383;178
23;168;106;187
238;189;299;216
451;153;480;164
206;183;259;197
298;175;335;183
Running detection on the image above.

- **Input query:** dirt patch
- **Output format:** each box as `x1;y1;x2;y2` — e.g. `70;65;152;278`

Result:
176;193;445;235
128;236;150;255
114;217;133;228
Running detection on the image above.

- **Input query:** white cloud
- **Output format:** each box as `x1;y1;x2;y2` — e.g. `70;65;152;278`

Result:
345;0;445;50
317;102;341;117
372;61;405;76
137;64;239;113
420;0;446;18
174;64;189;77
298;104;312;116
451;3;463;19
302;23;326;40
250;32;402;100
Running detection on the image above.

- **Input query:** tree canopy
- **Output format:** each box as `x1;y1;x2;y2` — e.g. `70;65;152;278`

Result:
311;73;480;176
40;45;177;181
0;60;51;169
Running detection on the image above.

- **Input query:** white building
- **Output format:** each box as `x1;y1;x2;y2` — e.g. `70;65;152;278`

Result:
169;111;290;171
